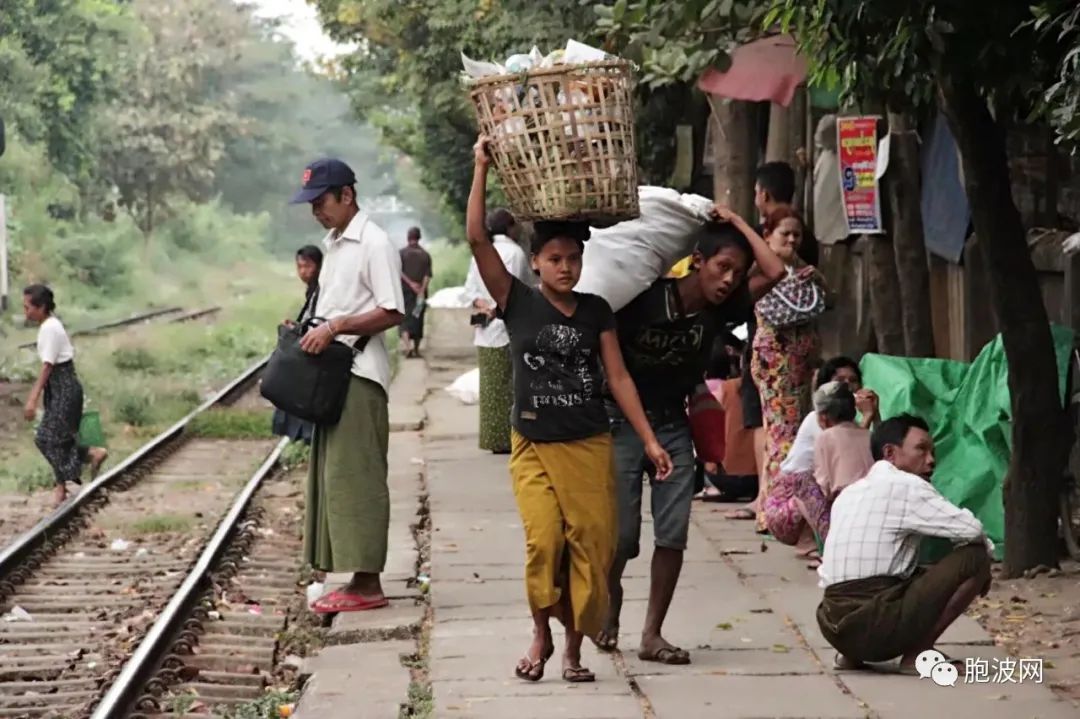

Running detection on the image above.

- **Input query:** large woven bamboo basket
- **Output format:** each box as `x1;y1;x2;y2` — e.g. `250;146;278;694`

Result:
469;60;639;225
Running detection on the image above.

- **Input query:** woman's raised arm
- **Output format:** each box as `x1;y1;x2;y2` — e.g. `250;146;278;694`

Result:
466;136;514;310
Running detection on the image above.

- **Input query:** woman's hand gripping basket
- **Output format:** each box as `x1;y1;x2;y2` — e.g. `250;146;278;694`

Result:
468;60;640;225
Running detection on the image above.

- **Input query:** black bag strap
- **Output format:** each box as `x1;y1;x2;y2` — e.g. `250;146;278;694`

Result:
296;286;319;323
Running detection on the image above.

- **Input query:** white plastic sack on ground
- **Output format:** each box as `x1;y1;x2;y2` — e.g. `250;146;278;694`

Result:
445;368;481;405
576;186;714;311
428;286;471;309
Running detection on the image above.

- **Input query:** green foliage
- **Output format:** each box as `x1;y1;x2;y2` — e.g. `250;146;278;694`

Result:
96;0;248;235
594;0;763;89
223;689;298;719
114;390;154;427
129;514;196;534
112;347;157;372
188;409;275;440
15;464;56;493
1032;2;1080;149
280;440;311;469
426;240;473;294
770;1;1055;114
0;0;134;192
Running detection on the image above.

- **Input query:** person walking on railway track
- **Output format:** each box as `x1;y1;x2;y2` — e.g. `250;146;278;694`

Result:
596;208;784;666
399;226;432;359
22;285;108;507
467;135;673;684
289;158;405;613
272;245;323;445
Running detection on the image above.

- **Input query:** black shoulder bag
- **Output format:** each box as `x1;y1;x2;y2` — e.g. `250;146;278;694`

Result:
260;287;370;426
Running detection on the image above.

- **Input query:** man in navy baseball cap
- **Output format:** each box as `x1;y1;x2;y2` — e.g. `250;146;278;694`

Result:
289;158;357;205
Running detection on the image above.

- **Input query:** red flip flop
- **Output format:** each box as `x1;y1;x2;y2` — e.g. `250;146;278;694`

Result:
311;589;389;614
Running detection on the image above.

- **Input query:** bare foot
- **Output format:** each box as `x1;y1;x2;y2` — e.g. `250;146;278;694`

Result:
592;621;618;652
52;484;68;508
88;447;109;479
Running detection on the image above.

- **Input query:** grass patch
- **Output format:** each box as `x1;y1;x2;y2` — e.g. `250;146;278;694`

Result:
129;514;196;534
0;265;294;493
223;689;298;719
188;408;274;440
399;681;434;719
112;346;158;372
426;240;471;293
280;440;311;469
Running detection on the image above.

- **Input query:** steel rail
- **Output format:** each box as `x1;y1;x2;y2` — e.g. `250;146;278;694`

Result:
0;356;268;580
15;306;185;349
90;436;289;719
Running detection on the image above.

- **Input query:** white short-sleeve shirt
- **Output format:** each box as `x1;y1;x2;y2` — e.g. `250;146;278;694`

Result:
779;411;821;474
315;212;405;393
463;235;533;348
37;316;75;365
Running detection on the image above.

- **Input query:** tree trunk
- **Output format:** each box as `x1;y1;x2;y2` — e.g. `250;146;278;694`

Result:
865;232;906;355
709;97;756;218
936;69;1067;577
886;109;935;357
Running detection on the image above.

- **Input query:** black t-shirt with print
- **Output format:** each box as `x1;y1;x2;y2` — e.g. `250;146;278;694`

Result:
612;278;752;411
502;277;616;442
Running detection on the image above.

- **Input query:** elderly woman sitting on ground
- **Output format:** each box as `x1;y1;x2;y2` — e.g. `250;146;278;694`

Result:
762;381;874;564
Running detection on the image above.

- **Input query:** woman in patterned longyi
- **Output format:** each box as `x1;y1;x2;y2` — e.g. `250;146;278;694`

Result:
22;285;108;507
750;207;822;536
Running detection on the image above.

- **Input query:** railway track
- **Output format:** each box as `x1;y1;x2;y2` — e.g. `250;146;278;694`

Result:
0;359;309;718
14;307;222;351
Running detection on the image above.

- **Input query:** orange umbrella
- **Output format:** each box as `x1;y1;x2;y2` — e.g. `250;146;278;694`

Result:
697;34;808;107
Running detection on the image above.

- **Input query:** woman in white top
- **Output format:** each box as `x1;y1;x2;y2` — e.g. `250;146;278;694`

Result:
762;357;878;564
22;285;108;506
464;208;533;454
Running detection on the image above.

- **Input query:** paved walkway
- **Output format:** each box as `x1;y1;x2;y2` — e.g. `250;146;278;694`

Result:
294;326;1078;719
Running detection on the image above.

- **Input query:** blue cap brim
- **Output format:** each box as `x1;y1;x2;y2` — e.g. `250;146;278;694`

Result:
289;186;328;205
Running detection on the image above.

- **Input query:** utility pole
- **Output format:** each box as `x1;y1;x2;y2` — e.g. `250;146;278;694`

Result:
0;194;8;313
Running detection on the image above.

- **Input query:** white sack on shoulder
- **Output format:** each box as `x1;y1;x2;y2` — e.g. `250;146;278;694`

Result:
445;368;481;405
576;186;714;311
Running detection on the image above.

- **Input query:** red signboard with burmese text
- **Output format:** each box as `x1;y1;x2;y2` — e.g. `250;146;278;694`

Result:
836;116;883;234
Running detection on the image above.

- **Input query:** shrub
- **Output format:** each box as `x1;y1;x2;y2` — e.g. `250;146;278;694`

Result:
112;347;157;372
114;390;153;427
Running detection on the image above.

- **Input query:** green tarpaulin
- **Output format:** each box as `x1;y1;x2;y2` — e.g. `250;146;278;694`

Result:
859;325;1075;560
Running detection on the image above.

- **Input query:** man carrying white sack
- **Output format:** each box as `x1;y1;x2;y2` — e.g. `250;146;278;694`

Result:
596;207;785;663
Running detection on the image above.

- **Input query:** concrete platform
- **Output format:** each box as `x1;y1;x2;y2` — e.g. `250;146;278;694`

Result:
293;334;1078;719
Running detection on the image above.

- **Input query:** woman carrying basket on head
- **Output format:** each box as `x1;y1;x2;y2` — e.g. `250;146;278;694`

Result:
22;285;108;507
467;135;673;684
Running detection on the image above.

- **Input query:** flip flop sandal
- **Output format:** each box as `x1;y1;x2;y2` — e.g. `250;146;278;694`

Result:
311;589;389;614
514;646;554;682
562;666;596;683
638;646;691;665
